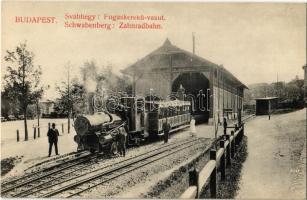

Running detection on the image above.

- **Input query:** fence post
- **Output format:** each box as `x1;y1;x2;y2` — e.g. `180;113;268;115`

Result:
210;149;217;198
17;129;20;142
33;127;36;139
62;123;64;134
38;126;40;138
231;131;235;158
237;126;243;144
225;135;231;167
48;122;51;130
220;140;226;181
189;168;199;198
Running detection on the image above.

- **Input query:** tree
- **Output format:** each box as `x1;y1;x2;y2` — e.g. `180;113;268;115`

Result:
1;87;20;118
55;79;87;117
4;42;43;140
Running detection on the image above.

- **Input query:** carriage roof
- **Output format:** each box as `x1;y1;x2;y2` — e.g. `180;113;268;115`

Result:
146;100;191;108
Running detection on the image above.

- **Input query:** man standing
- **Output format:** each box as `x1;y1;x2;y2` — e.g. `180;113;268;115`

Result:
118;126;127;157
223;117;228;135
190;116;196;137
47;123;59;157
163;119;171;143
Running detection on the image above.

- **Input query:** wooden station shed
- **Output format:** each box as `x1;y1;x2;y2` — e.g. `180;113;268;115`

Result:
255;97;279;115
122;39;247;123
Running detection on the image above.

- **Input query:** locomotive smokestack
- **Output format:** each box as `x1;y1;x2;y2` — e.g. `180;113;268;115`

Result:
87;92;95;114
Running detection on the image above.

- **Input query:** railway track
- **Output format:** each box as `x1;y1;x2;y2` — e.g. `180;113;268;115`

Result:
1;138;207;198
1;152;94;194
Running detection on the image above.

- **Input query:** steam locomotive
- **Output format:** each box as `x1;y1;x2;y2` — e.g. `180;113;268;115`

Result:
73;96;191;154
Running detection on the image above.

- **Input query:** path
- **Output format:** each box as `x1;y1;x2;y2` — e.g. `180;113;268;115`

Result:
236;109;306;199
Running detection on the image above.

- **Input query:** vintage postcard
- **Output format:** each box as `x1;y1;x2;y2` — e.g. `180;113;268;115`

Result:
1;1;306;199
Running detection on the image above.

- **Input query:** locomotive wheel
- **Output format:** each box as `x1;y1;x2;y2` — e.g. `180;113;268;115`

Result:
110;142;118;155
90;148;96;154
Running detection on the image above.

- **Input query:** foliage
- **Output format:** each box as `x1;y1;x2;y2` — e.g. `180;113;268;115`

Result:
244;76;305;109
3;42;43;140
54;78;87;116
80;60;132;95
54;60;132;116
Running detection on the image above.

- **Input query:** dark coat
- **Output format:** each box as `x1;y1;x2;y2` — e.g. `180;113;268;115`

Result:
223;120;228;129
47;128;59;143
163;122;171;133
118;127;127;145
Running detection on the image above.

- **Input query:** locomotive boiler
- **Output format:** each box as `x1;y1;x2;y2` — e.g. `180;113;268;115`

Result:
73;96;191;154
74;112;125;153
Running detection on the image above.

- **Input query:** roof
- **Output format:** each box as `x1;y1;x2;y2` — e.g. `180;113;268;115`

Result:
255;97;279;100
149;99;191;107
122;38;248;89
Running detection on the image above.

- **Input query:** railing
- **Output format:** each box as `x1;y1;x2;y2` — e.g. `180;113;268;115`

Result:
180;124;245;199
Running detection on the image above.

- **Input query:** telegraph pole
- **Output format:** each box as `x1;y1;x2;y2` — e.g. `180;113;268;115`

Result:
169;54;173;94
192;32;195;54
36;100;40;137
67;63;71;134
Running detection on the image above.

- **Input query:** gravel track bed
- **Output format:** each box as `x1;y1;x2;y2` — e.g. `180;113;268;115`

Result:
141;136;247;198
69;137;212;198
2;136;184;184
2;137;201;198
143;139;213;198
200;136;248;198
1;151;86;184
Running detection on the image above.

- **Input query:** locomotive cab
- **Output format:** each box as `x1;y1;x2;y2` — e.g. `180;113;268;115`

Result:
120;97;146;145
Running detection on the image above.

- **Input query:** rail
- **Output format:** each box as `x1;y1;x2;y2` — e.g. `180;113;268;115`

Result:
180;123;245;199
2;138;204;198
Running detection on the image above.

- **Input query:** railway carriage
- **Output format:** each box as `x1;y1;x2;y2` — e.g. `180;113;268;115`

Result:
145;100;191;137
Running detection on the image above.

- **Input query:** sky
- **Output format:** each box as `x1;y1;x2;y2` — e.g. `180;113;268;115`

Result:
1;2;306;100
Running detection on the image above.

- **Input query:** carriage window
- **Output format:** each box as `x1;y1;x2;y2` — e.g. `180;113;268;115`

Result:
159;107;164;118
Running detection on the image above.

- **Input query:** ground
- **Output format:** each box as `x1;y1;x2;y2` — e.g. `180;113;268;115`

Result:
1;110;305;198
236;108;306;199
1;118;76;179
1;118;72;147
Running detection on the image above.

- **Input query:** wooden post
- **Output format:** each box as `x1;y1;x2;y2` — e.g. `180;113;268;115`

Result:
189;168;199;197
225;135;231;167
237;126;243;144
220;140;226;180
231;131;235;158
33;127;36;139
210;150;217;198
62;123;64;134
68;120;70;134
38;126;40;138
17;129;20;142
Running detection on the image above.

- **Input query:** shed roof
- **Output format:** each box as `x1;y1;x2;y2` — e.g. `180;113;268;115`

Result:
122;38;247;89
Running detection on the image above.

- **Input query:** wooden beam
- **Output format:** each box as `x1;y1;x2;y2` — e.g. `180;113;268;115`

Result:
180;186;198;199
